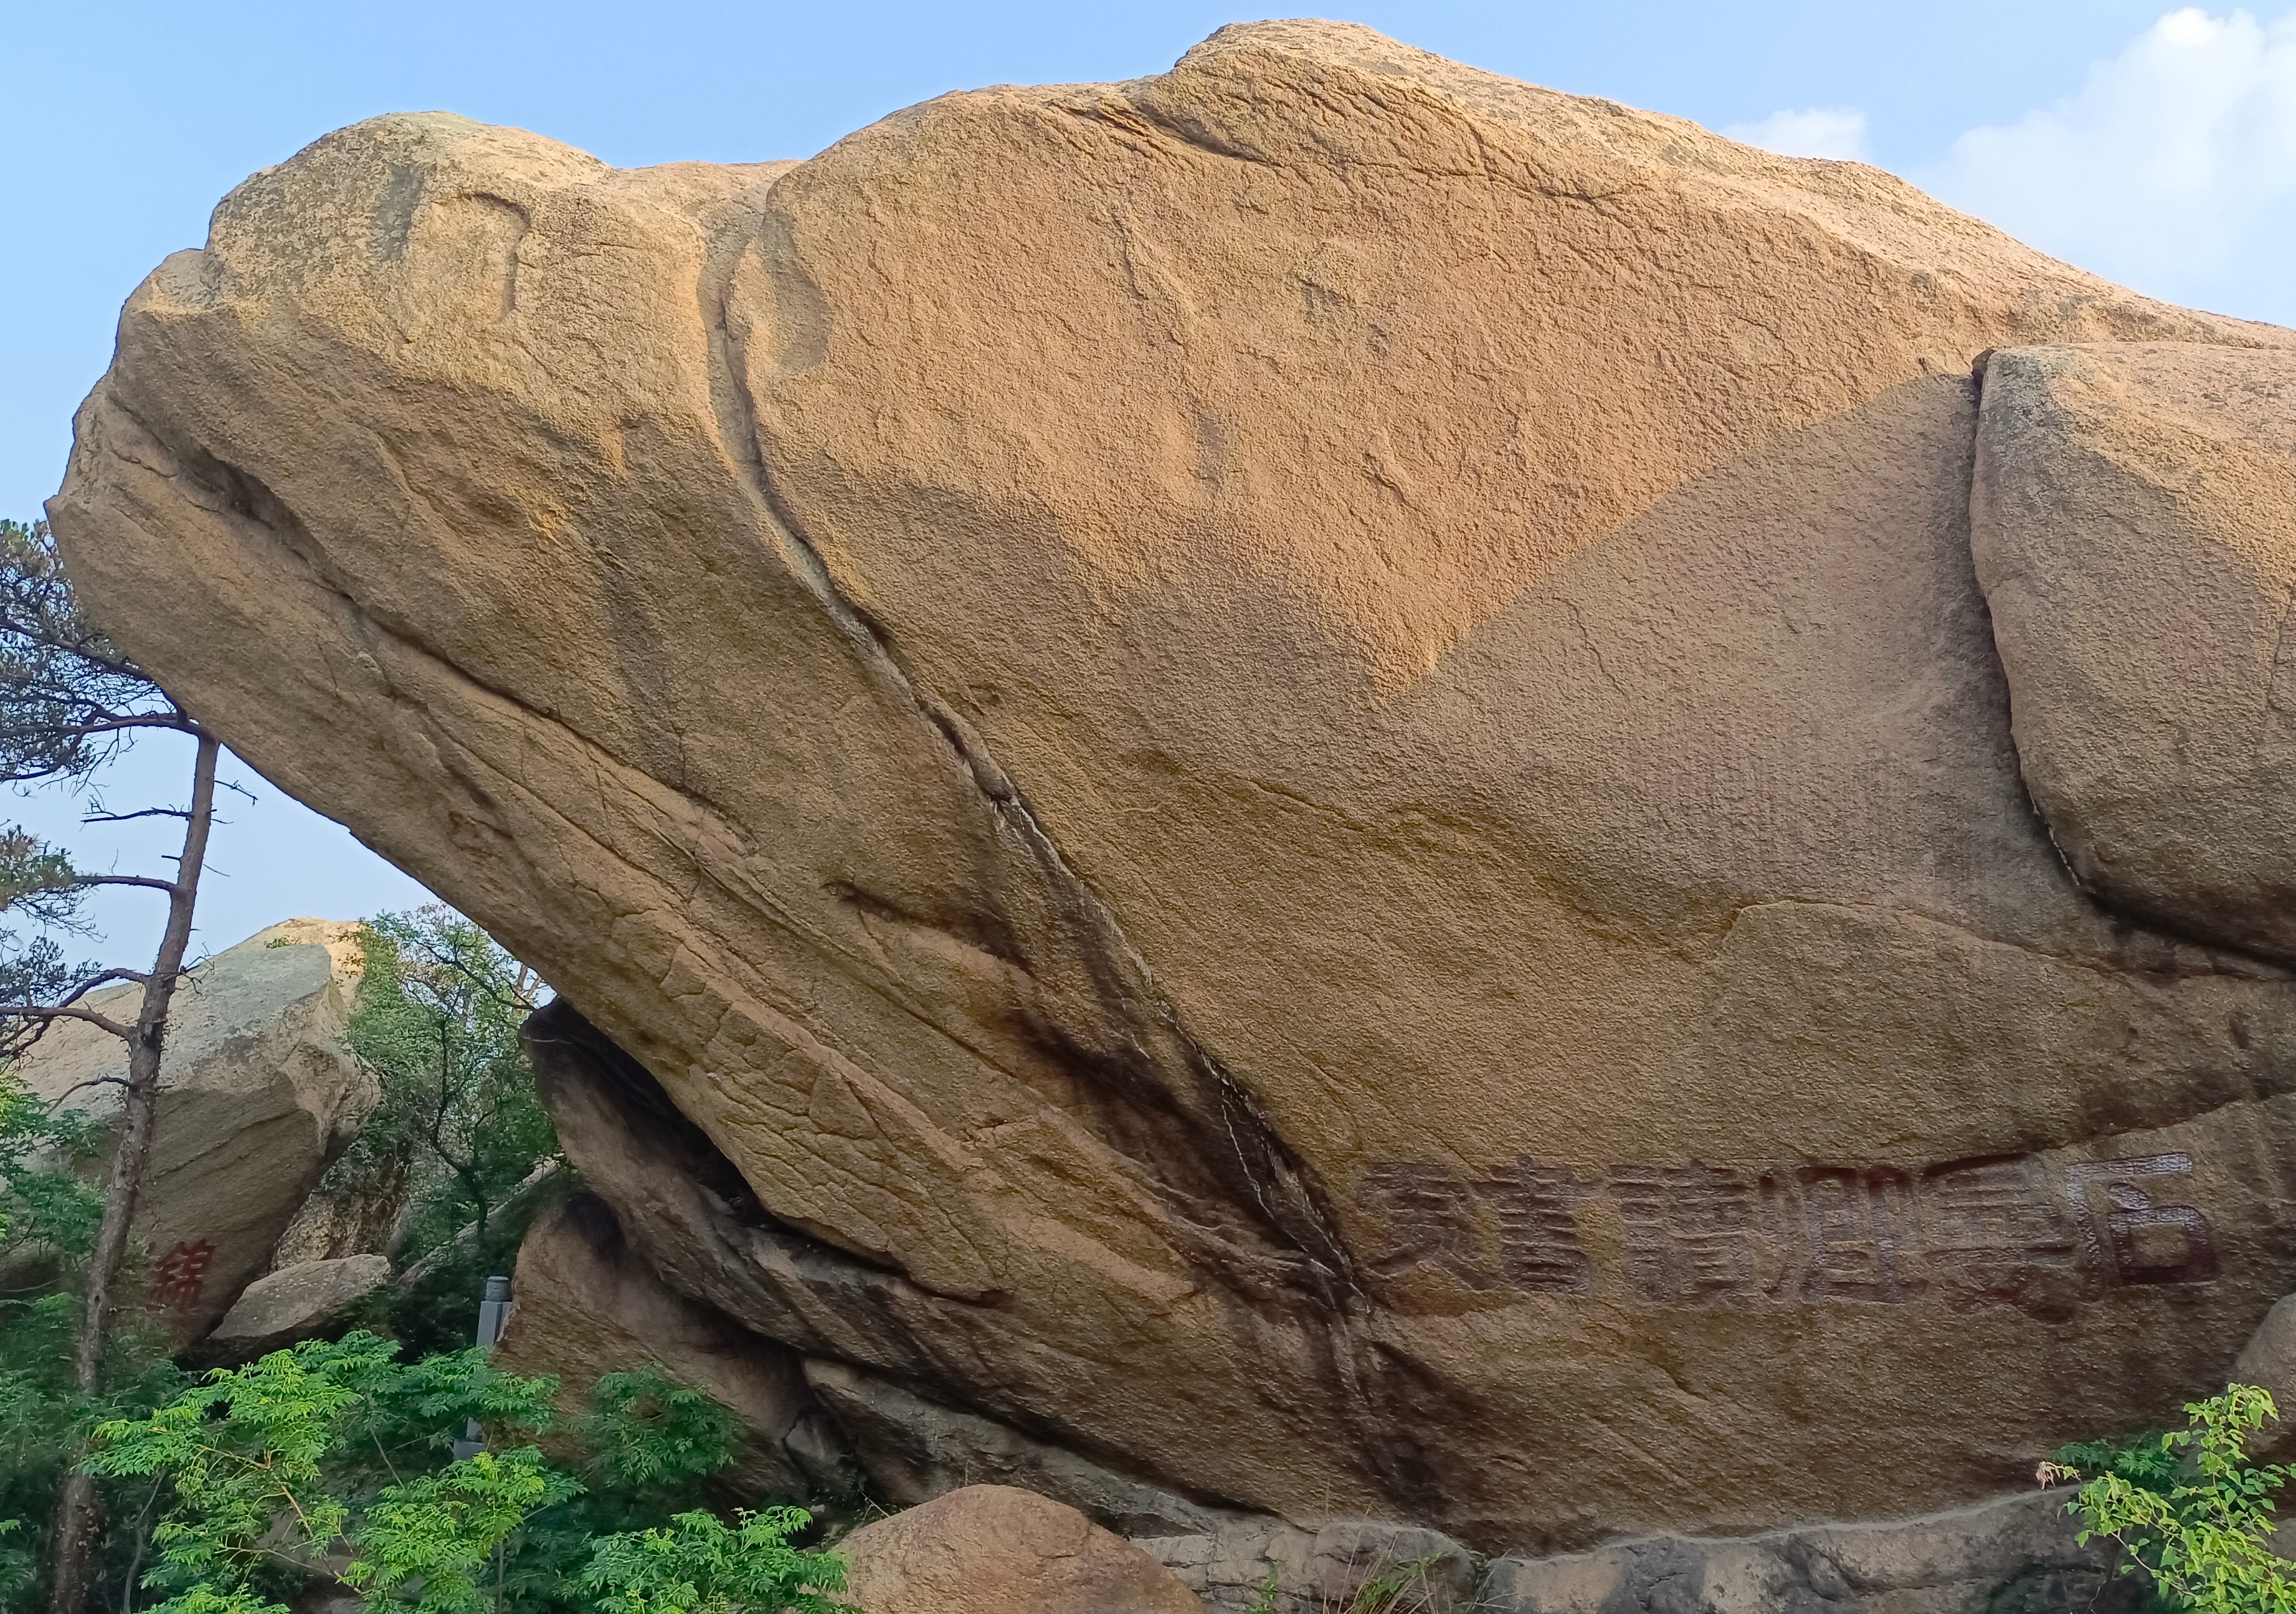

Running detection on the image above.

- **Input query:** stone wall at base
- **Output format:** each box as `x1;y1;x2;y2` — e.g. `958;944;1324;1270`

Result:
1139;1493;2132;1614
1138;1519;1478;1614
1479;1491;2132;1614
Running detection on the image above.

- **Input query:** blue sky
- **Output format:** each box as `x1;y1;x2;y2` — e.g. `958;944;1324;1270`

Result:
4;0;2289;960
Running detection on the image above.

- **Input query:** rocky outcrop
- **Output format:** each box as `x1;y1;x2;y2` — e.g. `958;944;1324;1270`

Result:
197;1253;391;1364
47;17;2296;1553
1973;344;2296;962
490;1190;852;1499
842;1486;1204;1614
24;919;371;1339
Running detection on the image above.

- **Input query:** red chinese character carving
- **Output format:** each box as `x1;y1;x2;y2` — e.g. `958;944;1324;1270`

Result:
1918;1156;2080;1317
2066;1155;2216;1286
1356;1162;1493;1289
1793;1165;1922;1303
1610;1162;1763;1304
1474;1157;1596;1294
151;1239;215;1313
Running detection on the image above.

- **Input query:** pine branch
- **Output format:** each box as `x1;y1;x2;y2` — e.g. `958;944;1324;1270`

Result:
0;1004;131;1038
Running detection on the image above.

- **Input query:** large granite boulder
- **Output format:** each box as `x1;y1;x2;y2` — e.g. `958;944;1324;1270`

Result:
24;919;371;1340
44;18;2296;1552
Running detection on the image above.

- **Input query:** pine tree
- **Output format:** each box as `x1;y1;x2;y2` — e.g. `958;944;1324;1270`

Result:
0;518;223;1614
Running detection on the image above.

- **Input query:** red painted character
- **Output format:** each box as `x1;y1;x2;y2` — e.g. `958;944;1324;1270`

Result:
151;1239;216;1312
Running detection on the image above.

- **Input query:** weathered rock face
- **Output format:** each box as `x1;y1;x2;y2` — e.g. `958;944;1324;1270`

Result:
491;1190;851;1499
45;18;2296;1551
1973;344;2296;962
24;919;370;1339
1473;1493;2132;1614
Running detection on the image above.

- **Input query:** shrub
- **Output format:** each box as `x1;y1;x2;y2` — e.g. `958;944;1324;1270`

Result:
83;1334;852;1614
2044;1382;2296;1614
580;1508;852;1614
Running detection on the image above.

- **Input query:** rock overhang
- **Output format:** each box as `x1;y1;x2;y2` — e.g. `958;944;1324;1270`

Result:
43;17;2296;1551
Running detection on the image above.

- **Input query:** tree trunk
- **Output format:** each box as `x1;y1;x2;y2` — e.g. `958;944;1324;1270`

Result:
47;732;220;1614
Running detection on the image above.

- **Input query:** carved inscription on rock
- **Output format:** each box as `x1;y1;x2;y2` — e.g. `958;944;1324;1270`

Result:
151;1237;216;1313
1355;1152;2214;1317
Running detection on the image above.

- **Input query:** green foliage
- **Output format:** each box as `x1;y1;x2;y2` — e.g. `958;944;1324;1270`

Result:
0;1062;100;1254
325;906;560;1352
577;1367;747;1502
0;1066;186;1612
1349;1556;1442;1614
1244;1567;1281;1614
0;824;82;919
2046;1383;2296;1613
0;1065;103;1604
83;1337;840;1614
0;518;173;787
347;1449;581;1614
86;1332;566;1614
490;1361;751;1614
579;1508;851;1614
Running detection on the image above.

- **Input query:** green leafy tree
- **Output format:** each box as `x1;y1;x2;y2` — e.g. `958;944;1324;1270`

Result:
82;1337;843;1614
0;1065;185;1614
347;1449;576;1614
575;1370;746;1504
86;1332;569;1614
323;907;560;1352
496;1365;751;1614
2044;1382;2296;1613
0;516;227;1614
0;1066;108;1607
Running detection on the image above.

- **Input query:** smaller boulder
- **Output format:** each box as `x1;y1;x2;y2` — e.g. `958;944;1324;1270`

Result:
841;1486;1202;1614
197;1254;390;1363
23;918;372;1341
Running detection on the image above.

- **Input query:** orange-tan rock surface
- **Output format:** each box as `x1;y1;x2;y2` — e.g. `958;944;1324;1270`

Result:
45;19;2296;1551
840;1486;1203;1614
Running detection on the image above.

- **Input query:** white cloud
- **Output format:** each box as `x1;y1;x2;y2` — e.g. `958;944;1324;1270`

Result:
1724;107;1872;162
1929;8;2296;315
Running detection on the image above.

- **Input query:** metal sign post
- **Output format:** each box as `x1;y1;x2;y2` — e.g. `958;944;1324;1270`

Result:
450;1276;514;1461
